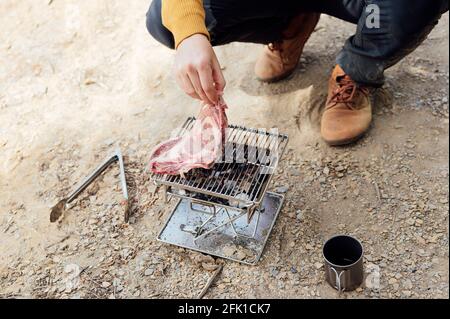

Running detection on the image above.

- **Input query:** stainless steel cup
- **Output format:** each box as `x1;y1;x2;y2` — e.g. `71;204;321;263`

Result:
323;235;364;293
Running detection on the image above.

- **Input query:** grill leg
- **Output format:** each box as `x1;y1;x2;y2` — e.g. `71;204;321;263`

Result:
193;207;263;245
193;209;247;245
189;200;216;216
225;208;261;239
196;214;215;236
224;208;241;237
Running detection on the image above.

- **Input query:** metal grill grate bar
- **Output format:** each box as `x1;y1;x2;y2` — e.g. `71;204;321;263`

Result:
225;129;270;197
206;126;247;193
219;129;261;197
151;117;288;206
248;135;288;200
234;131;278;200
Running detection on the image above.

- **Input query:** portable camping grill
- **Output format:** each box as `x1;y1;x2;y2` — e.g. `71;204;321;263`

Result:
152;117;289;265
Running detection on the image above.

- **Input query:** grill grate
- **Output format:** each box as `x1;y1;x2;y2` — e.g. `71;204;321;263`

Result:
151;117;289;206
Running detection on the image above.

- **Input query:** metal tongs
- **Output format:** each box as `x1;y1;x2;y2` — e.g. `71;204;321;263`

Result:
50;148;130;223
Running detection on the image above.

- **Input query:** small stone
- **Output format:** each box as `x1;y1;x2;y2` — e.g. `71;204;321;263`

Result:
276;186;289;194
365;273;380;290
287;211;296;219
270;268;280;277
335;166;345;172
402;290;412;297
223;246;236;257
403;279;413;290
235;250;246;261
87;183;99;196
144;268;154;276
416;236;426;245
113;278;121;287
102;282;111;288
427;235;439;244
323;167;330;176
121;248;131;259
388;278;397;285
202;263;219;271
314;262;323;270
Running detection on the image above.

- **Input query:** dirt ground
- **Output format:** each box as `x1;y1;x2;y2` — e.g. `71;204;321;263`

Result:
0;1;448;299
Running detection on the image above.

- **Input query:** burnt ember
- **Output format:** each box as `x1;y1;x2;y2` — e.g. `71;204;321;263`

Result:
181;161;270;204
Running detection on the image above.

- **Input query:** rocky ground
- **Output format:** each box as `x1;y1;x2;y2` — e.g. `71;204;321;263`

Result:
0;1;448;299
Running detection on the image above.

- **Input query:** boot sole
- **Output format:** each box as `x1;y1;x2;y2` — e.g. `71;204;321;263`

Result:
256;66;297;84
323;131;368;147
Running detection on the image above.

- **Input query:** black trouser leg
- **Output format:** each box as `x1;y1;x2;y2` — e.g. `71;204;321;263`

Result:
203;0;306;46
146;0;175;49
334;0;449;86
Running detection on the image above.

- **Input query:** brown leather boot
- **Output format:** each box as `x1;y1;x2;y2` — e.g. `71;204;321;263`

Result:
321;65;372;146
254;13;320;83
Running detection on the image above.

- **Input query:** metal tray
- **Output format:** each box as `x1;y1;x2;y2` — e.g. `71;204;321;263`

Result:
157;192;285;265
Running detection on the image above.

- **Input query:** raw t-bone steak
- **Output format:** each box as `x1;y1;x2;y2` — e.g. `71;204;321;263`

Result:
149;98;228;176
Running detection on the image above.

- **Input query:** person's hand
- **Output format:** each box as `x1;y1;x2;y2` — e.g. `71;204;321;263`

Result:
174;34;226;105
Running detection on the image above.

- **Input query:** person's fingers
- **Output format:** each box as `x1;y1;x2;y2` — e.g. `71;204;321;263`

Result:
187;68;213;105
198;63;218;104
177;73;200;100
211;57;226;93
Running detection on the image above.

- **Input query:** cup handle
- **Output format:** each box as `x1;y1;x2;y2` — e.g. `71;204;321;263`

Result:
331;267;345;295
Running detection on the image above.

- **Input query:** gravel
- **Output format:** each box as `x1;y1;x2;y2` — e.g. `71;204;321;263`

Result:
0;11;448;300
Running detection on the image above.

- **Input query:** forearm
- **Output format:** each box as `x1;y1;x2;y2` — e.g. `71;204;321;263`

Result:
161;0;210;48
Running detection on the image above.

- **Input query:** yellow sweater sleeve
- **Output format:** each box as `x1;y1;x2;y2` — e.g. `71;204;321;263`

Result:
161;0;210;48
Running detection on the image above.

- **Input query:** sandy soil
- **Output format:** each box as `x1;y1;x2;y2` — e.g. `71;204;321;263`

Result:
0;1;448;299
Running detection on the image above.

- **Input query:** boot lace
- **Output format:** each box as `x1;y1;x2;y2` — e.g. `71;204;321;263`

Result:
328;76;370;110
